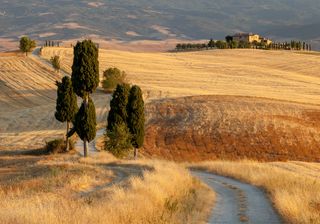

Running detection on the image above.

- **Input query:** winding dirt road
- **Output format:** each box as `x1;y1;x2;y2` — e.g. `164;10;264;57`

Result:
192;170;282;224
77;131;282;223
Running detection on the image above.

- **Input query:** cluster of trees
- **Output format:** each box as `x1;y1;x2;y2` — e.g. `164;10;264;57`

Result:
44;40;61;47
176;37;313;51
19;36;36;56
54;40;145;158
106;84;145;158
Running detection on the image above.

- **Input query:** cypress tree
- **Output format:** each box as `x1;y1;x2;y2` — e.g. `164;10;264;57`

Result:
71;40;99;157
105;83;131;157
55;76;78;151
74;97;97;144
107;83;131;131
72;40;99;98
208;39;214;48
127;85;145;159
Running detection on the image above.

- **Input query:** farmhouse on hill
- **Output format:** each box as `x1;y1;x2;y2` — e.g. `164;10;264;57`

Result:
232;33;272;45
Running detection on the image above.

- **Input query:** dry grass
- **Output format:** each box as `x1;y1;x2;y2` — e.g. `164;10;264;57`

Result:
0;153;214;224
193;160;320;223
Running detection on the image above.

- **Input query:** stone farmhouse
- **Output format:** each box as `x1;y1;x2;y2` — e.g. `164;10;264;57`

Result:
232;33;272;45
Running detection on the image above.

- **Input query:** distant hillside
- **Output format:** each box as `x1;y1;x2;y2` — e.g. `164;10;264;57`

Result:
1;0;320;50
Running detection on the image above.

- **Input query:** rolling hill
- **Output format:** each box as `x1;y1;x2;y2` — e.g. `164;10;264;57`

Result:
1;48;320;161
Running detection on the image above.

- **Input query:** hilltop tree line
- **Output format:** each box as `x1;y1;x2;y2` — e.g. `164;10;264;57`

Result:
175;37;312;51
52;39;144;158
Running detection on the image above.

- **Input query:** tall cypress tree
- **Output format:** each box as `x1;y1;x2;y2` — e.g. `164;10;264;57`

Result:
55;76;78;151
71;40;99;157
107;83;131;131
127;85;145;159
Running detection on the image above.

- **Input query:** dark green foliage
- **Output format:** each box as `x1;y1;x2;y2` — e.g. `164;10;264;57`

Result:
175;42;208;51
45;139;65;154
74;97;97;142
208;39;215;48
127;85;145;148
55;76;78;123
19;36;36;56
102;67;127;92
107;83;131;131
71;40;99;98
51;56;61;73
225;35;233;43
105;122;132;158
215;40;228;49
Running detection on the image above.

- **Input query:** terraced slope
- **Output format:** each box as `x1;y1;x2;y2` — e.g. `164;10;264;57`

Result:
0;54;59;112
0;53;109;149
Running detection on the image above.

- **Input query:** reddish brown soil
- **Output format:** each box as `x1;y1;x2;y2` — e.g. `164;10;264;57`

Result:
142;95;320;162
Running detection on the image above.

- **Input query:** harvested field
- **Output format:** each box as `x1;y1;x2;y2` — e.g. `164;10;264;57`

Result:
144;95;320;161
41;48;320;104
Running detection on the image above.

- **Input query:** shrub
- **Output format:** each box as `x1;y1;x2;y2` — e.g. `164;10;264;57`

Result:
50;55;61;73
45;138;75;154
102;68;127;92
105;122;132;158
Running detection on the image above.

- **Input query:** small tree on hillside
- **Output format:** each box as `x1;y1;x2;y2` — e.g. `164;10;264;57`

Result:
127;85;145;159
71;40;99;157
19;36;36;56
51;56;61;73
102;67;127;92
55;76;78;151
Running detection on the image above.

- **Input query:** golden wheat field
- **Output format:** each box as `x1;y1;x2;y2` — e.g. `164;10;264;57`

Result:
41;47;320;104
193;160;320;223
